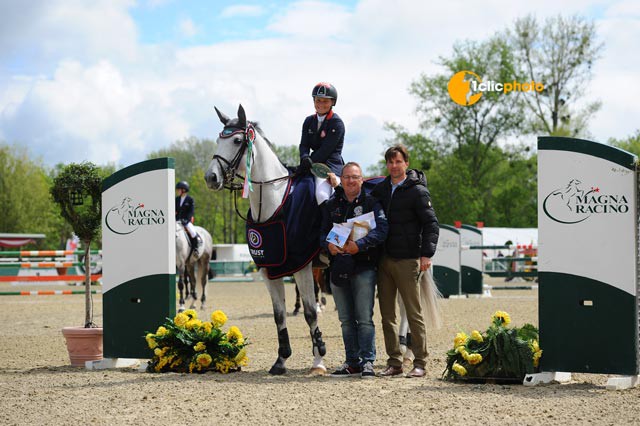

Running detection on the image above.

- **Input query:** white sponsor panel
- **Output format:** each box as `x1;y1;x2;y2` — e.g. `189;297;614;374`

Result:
102;168;175;292
538;149;636;295
460;226;482;272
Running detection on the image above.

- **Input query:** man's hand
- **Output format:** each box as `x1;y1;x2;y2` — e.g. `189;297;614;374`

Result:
420;256;432;271
327;242;343;256
326;172;338;188
343;240;359;255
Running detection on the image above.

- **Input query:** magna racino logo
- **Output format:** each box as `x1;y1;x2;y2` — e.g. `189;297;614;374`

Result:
543;179;630;224
105;197;166;235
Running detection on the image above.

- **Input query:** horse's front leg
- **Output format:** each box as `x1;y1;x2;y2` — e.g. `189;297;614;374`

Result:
199;260;209;311
264;275;291;375
177;266;186;313
294;264;326;375
187;265;198;309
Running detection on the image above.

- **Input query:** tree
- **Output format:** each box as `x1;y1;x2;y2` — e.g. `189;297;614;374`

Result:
609;130;640;157
397;34;535;225
148;137;216;179
511;14;603;137
273;144;299;168
50;162;102;327
0;144;65;248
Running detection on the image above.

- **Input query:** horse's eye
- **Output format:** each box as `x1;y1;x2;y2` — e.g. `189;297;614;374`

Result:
233;137;244;145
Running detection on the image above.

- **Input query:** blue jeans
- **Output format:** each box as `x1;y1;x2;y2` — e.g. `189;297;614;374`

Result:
330;268;376;367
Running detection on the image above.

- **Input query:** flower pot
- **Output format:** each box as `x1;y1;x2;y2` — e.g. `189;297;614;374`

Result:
61;326;103;367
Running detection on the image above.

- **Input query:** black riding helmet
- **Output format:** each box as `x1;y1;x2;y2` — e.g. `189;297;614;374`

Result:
176;181;190;192
312;82;338;106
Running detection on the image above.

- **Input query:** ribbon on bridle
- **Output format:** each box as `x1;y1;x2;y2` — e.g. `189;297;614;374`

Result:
245;124;256;193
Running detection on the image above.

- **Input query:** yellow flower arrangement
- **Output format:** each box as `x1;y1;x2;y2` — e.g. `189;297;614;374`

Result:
145;309;248;374
444;311;540;381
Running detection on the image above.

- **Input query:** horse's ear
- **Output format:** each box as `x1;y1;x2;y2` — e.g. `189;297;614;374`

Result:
214;106;230;125
237;104;247;128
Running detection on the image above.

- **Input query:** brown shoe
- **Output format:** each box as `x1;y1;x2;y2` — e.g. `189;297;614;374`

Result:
378;365;404;377
406;367;426;378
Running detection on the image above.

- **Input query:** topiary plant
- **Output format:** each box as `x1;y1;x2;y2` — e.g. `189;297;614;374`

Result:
50;162;102;327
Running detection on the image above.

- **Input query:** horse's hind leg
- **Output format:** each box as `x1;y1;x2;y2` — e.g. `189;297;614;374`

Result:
293;284;301;315
294;264;326;375
264;275;291;375
398;294;414;367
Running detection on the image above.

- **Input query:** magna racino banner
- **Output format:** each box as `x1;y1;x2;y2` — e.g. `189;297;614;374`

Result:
538;136;639;375
101;158;176;359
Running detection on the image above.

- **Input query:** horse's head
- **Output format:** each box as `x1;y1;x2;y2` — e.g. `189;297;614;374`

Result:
205;104;249;191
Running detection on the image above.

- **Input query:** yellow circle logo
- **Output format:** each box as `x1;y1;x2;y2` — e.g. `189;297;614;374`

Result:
448;71;483;106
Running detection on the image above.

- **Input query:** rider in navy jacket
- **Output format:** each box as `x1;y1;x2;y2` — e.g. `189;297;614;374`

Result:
299;82;345;177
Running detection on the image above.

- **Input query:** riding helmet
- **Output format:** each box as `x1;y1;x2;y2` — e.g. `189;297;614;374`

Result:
176;181;190;192
312;82;338;106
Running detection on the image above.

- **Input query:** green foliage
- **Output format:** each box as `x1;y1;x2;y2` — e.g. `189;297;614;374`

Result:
273;144;299;168
609;130;640;157
50;162;103;243
0;144;67;248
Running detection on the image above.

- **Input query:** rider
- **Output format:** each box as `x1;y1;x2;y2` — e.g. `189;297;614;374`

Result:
175;181;203;257
298;82;344;205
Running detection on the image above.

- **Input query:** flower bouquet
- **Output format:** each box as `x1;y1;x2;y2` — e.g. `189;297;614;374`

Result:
145;309;248;373
443;311;542;382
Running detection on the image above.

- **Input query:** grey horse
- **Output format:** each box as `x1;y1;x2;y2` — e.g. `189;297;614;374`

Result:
176;221;213;312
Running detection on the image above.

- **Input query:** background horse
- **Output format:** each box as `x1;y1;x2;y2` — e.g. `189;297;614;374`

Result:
176;221;214;312
293;267;330;315
204;104;327;375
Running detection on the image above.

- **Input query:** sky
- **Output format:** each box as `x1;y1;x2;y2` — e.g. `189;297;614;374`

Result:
1;0;638;173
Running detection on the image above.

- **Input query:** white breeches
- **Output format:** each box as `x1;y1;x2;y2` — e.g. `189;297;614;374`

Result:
315;176;333;205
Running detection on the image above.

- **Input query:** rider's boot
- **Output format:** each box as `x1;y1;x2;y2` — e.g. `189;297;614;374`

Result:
189;234;203;259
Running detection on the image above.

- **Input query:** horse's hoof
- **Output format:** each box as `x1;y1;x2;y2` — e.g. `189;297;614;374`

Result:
402;358;414;369
268;365;287;375
178;307;185;313
309;366;327;376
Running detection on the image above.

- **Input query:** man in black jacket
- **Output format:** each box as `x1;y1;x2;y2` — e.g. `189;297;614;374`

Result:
320;162;388;379
372;144;439;378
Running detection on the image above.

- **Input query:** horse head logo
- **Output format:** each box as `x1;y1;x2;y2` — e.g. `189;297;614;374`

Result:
551;179;584;212
543;179;591;224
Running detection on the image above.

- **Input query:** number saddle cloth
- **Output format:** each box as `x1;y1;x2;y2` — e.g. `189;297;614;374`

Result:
245;174;321;279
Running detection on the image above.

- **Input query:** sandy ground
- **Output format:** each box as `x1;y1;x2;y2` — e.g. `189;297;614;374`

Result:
0;276;639;426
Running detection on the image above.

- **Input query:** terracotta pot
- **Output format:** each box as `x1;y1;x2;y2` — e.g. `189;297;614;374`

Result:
61;326;103;367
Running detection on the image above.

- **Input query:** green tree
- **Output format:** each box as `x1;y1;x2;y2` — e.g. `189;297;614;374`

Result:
50;162;102;327
511;14;603;137
394;34;536;226
273;144;299;168
609;130;640;157
0;144;65;248
148;137;216;179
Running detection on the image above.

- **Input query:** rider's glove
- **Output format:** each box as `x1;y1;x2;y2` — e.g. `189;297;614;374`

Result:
299;156;313;174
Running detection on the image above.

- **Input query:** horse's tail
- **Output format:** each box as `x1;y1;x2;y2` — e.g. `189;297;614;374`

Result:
420;269;443;329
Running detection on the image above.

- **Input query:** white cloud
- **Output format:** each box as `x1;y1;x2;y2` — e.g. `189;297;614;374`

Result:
178;17;198;38
220;5;265;18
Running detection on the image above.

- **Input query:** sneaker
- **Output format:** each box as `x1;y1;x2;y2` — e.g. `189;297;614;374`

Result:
361;361;375;379
330;363;362;378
